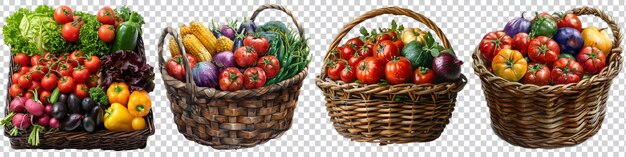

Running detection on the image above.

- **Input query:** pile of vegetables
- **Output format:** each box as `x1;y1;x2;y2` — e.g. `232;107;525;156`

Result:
166;18;310;91
325;20;463;85
480;12;612;85
2;5;154;146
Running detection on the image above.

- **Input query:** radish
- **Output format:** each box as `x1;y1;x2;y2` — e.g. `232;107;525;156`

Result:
37;116;50;127
12;113;31;129
10;97;27;112
25;91;45;117
49;117;60;129
44;105;53;115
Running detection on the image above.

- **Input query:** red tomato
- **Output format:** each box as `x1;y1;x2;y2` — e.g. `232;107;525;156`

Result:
166;54;198;81
87;75;99;88
30;55;41;66
576;47;607;74
340;65;356;83
12;73;21;84
385;57;413;84
58;76;76;93
326;60;346;80
10;84;24;97
114;16;124;29
376;31;397;42
13;53;30;67
28;81;40;91
98;25;116;43
257;56;280;79
72;66;90;84
348;53;365;67
413;67;435;84
243;67;267;89
479;31;513;62
374;40;400;62
84;56;102;73
41;74;58;91
341;44;357;60
39;90;52;105
512;33;531;56
18;66;30;75
359;43;374;57
54;5;74;24
393;40;404;51
57;63;74;76
555;13;582;32
522;63;551;86
69;50;85;67
551;58;584;84
43;52;56;62
219;67;244;91
356;57;385;84
97;7;116;25
72;16;85;27
18;74;32;89
74;84;89;99
243;35;270;56
528;36;560;64
24;91;34;99
345;37;364;48
532;12;555;22
62;22;81;42
29;65;48;81
328;46;342;61
234;46;258;67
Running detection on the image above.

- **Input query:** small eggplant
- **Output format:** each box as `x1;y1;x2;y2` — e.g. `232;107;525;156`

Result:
51;102;67;120
238;19;256;36
90;106;104;128
67;94;82;114
81;98;95;115
58;93;69;104
82;116;96;133
62;114;83;131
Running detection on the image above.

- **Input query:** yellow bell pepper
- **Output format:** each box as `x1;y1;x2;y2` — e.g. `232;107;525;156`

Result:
104;103;134;131
131;117;147;130
127;90;152;117
107;82;130;106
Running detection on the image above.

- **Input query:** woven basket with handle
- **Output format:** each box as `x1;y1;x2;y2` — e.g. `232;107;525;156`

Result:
157;4;308;149
472;7;623;148
316;7;467;145
4;37;155;150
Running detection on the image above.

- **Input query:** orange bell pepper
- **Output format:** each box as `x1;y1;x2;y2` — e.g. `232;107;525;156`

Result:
127;90;151;117
107;82;130;106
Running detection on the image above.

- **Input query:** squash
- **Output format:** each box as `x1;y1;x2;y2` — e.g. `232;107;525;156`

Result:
401;41;433;69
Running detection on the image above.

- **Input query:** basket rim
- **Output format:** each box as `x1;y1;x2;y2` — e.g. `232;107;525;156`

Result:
315;74;467;95
472;7;623;93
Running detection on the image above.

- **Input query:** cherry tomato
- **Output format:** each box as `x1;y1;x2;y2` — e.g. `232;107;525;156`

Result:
24;91;34;99
12;73;21;84
13;53;30;67
18;74;32;89
385;57;413;84
114;16;124;29
72;66;90;84
54;5;74;24
374;40;400;63
98;25;116;43
69;50;86;67
345;37;364;48
57;63;74;76
326;60;346;80
30;55;41;66
87;75;99;88
393;40;404;51
62;22;81;42
341;44;357;60
522;63;551;86
29;65;48;81
74;84;89;99
348;53;365;67
356;57;385;84
359;43;374;57
413;67;435;84
58;76;76;93
19;66;30;75
28;81;40;91
10;84;24;97
340;65;357;83
41;74;58;91
84;56;101;74
39;90;52;105
97;6;116;25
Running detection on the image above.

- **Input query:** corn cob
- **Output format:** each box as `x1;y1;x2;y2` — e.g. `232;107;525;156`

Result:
168;37;182;56
182;34;212;62
189;21;218;55
215;36;234;53
180;24;191;36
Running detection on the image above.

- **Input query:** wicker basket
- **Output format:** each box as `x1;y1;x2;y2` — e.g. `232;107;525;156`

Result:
472;7;623;148
315;7;467;145
157;4;308;149
3;37;155;150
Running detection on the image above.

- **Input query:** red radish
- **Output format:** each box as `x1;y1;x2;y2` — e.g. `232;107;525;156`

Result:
45;105;53;115
49;117;60;129
25;91;45;117
37;116;50;127
10;97;28;112
12;113;31;130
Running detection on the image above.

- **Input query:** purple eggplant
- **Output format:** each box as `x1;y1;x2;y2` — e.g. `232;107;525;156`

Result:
238;19;256;36
554;27;584;56
503;12;531;37
210;19;222;38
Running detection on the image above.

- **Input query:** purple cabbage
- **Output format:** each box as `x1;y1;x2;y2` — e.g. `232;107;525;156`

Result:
100;51;155;92
212;51;236;72
192;62;219;88
503;12;531;37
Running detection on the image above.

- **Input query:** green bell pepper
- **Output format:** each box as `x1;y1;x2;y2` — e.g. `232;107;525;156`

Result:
110;13;141;53
530;12;558;38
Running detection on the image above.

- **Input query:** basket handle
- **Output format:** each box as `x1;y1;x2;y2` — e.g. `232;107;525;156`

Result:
320;7;452;76
157;27;196;103
250;4;305;39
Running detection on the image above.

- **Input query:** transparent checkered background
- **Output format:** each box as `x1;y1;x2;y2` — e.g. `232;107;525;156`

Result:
1;0;625;156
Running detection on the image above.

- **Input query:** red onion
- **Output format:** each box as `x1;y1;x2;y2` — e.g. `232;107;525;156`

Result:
432;53;463;81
